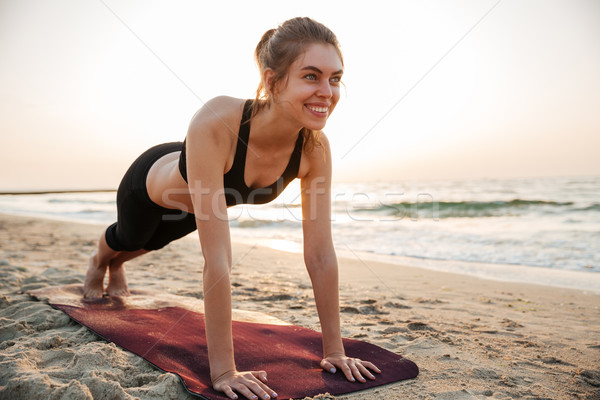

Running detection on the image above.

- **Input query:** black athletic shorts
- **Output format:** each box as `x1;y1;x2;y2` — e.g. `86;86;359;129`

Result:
105;142;197;252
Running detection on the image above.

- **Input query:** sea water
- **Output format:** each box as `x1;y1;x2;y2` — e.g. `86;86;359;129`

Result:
1;176;599;291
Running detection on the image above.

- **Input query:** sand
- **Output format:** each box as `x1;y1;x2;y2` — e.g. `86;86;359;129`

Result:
0;212;599;400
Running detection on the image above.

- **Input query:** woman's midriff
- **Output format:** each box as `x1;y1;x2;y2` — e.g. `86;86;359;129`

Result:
146;152;194;213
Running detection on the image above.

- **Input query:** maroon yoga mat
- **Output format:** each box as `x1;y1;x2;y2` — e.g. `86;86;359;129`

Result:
29;285;418;399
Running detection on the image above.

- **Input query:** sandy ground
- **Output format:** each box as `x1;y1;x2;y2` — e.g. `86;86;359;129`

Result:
0;212;599;400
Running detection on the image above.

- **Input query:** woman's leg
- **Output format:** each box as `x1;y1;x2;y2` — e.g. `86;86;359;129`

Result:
84;230;118;298
83;212;196;298
105;247;149;296
82;143;187;299
83;229;148;298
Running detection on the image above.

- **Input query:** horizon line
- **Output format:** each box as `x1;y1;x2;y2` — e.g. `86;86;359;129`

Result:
0;189;117;196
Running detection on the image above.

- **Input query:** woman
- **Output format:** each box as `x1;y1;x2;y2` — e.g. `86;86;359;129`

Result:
84;17;381;400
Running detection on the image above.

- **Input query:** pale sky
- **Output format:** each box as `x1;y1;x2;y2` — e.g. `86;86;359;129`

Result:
1;0;599;190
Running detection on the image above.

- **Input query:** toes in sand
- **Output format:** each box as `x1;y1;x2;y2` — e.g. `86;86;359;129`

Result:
83;254;107;299
106;265;130;297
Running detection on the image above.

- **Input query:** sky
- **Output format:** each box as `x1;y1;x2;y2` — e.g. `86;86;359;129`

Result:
1;0;599;190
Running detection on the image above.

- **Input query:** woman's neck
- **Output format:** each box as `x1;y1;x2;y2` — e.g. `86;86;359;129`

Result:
250;103;303;149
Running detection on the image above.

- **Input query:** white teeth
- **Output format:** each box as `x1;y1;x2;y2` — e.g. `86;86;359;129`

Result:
307;106;328;113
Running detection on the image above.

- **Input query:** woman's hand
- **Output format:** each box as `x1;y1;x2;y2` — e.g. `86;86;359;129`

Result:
321;354;382;383
212;370;277;400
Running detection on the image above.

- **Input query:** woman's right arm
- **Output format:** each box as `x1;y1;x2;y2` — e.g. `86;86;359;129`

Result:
186;97;277;400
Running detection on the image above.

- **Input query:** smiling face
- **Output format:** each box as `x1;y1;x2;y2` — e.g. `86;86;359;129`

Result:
270;43;344;131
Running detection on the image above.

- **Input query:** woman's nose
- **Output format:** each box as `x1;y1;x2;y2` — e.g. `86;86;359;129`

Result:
317;80;333;98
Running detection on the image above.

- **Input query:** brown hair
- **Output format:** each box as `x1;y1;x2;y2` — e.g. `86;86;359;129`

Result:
251;17;343;152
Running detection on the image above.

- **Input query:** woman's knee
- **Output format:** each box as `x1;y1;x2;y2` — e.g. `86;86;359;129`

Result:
104;223;147;252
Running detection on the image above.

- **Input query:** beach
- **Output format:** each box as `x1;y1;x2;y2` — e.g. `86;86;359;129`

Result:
0;212;599;400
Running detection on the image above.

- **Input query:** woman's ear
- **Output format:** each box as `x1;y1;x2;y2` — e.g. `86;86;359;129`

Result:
263;68;276;97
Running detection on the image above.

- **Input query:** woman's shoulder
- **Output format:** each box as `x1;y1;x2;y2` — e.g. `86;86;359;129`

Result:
298;131;332;180
188;96;247;137
306;131;331;161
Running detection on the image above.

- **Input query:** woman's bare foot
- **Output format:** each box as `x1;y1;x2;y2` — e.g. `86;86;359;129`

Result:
83;251;107;299
106;263;130;297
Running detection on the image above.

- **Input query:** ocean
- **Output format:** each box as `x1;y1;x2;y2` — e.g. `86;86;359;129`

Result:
1;176;599;292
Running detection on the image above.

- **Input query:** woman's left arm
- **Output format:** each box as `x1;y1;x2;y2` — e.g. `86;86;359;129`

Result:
300;134;381;383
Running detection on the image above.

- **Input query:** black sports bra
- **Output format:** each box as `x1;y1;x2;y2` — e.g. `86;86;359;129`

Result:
178;100;304;206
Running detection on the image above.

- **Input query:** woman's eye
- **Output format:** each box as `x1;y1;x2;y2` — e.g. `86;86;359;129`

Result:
304;74;317;81
330;76;341;83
